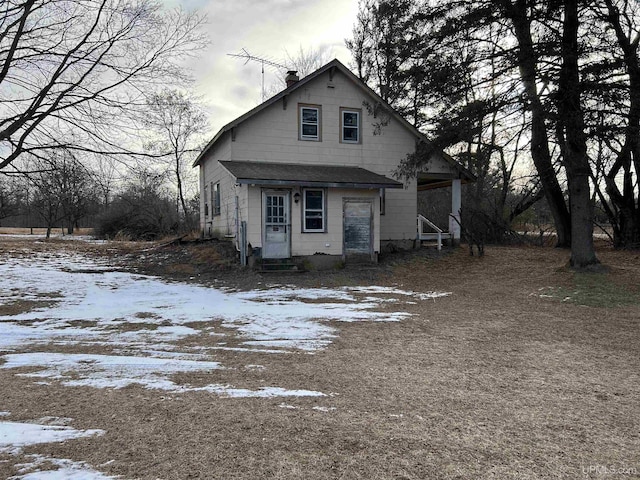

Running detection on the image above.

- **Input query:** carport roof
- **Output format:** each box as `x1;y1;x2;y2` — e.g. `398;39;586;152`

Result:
219;161;404;189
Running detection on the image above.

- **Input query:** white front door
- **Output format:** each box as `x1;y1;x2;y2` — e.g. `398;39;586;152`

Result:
262;191;290;259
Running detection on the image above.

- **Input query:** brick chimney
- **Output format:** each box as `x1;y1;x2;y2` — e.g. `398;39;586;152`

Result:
285;70;299;88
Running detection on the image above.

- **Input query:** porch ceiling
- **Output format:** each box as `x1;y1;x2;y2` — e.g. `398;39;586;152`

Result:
417;172;474;191
220;160;404;189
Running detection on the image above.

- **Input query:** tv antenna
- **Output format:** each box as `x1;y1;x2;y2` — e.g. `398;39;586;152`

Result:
227;48;290;100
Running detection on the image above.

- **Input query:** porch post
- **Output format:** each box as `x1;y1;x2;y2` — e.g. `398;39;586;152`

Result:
449;178;461;245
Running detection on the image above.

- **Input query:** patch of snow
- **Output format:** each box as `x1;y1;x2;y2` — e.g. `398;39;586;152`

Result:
190;386;325;398
278;404;299;410
2;353;222;391
244;364;265;370
0;421;103;455
202;346;290;355
0;412;10;417
11;454;116;480
1;353;324;397
0;252;446;355
312;406;336;412
0;249;449;397
241;339;332;351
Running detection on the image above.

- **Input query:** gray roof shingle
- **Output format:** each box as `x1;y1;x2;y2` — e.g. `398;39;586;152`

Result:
219;160;403;189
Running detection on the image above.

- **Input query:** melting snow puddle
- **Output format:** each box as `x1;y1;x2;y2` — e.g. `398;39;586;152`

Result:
0;249;450;397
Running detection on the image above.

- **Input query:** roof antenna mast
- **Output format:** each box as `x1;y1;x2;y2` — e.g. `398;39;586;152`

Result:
227;48;290;101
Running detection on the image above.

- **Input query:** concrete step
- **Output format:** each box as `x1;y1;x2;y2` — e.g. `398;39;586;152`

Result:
259;260;301;273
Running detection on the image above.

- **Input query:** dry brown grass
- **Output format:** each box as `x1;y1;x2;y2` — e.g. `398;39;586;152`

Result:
0;239;638;479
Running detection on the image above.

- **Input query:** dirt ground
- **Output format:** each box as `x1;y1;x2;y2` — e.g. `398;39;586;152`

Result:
0;233;639;479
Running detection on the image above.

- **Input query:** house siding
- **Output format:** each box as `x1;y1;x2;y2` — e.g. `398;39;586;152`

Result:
228;69;418;242
197;61;466;259
240;186;379;257
199;133;235;237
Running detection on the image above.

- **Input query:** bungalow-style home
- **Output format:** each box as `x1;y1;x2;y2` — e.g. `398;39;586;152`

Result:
194;59;471;266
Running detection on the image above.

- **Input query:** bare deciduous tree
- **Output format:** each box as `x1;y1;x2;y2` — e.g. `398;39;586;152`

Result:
143;89;208;229
0;0;207;170
26;151;96;237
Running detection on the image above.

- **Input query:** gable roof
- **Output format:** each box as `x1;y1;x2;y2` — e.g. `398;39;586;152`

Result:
220;160;403;189
194;59;473;182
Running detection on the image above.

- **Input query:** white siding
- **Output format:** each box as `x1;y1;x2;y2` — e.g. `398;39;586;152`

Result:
244;186;378;257
228;69;419;241
290;188;379;256
199;133;234;236
198;65;460;250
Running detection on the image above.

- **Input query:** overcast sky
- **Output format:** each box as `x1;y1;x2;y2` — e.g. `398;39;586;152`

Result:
166;0;360;135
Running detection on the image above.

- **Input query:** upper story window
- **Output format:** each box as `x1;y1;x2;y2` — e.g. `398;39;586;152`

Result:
303;188;325;232
341;108;361;144
299;104;321;141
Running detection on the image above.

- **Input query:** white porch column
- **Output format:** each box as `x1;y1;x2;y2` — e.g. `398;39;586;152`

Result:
449;178;462;245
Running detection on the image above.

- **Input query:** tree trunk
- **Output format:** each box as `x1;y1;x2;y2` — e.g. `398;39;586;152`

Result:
602;0;640;248
558;0;598;267
176;157;189;228
505;2;572;247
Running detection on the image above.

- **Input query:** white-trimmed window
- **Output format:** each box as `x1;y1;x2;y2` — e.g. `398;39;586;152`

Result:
341;108;361;143
212;182;221;216
300;105;321;141
303;189;325;232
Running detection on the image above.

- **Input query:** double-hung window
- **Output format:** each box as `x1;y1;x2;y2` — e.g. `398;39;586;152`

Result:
299;105;321;141
303;189;325;232
341;108;361;144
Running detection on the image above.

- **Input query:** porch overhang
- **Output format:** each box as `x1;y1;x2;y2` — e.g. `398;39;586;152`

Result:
417;171;475;191
220;160;404;190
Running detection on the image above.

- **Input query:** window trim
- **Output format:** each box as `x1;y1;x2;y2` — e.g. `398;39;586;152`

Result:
302;188;326;233
299;104;321;141
340;107;362;144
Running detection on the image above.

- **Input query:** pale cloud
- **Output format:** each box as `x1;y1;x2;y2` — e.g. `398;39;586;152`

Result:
167;0;359;134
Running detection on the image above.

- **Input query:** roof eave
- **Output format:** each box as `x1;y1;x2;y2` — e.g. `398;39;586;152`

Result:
233;178;403;189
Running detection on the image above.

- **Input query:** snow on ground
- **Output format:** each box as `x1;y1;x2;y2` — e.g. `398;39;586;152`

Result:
0;233;107;244
0;420;103;455
0;417;113;479
0;248;449;397
11;457;116;480
0;243;450;478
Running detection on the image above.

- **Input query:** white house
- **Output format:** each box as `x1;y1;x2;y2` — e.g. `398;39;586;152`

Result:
194;59;471;265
